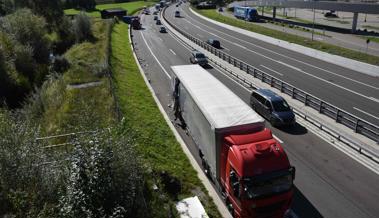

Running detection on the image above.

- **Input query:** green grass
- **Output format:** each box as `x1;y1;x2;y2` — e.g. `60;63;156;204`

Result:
64;1;156;17
42;19;116;135
197;9;379;65
110;22;221;217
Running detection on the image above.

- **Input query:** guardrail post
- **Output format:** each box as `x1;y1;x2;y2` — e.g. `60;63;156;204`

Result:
335;109;340;122
291;87;295;98
270;77;274;87
305;95;308;106
253;69;257;77
240;62;243;70
261;73;265;82
280;82;284;92
354;120;359;133
247;65;249;74
319;102;323;113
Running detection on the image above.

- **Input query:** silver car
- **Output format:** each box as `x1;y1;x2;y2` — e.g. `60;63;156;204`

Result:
189;50;208;66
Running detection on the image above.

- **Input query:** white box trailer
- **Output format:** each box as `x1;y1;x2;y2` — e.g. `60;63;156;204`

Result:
171;65;265;182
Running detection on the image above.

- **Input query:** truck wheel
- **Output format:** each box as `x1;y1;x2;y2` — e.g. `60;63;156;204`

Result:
226;198;235;217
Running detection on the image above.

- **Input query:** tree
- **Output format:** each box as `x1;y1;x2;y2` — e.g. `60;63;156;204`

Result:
72;12;93;43
0;8;50;64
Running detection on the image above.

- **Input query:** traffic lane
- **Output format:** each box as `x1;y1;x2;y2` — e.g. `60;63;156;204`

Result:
134;14;379;217
165;8;379;125
170;6;379;97
133;23;323;218
209;65;379;218
177;5;379;90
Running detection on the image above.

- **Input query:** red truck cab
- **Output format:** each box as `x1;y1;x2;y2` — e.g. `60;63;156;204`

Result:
221;128;295;218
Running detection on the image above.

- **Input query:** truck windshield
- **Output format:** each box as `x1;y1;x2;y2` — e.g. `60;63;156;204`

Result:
272;100;290;112
243;168;293;199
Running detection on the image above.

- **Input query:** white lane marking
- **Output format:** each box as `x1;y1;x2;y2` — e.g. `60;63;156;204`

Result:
140;32;172;79
169;49;176;55
183;12;379;90
369;97;379;103
232;42;246;49
260;65;284;76
158;37;163;41
353;107;379;120
276;61;302;72
273;135;284;144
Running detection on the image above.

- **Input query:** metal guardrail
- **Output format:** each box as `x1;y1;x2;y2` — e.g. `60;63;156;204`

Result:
162;8;379;145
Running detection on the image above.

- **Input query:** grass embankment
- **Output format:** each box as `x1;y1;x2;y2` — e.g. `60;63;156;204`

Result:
41;19;116;135
196;9;379;65
64;1;156;17
110;23;221;217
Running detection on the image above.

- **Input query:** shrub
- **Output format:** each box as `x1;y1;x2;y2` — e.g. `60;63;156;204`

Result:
73;12;93;43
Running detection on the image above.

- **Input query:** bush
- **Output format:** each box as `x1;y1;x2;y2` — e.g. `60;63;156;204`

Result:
0;8;50;64
73;12;93;43
59;131;146;218
52;55;70;73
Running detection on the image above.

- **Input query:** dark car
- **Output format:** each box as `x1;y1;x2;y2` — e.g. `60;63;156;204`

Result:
190;50;208;66
175;10;180;17
156;19;162;25
153;11;158;15
218;7;223;12
160;26;167;33
250;89;295;127
206;39;221;48
324;11;338;18
154;15;158;20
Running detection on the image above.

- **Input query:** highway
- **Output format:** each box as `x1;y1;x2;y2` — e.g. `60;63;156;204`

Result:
164;4;379;128
131;5;379;218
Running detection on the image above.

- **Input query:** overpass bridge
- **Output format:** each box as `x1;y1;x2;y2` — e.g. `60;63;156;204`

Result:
230;0;379;32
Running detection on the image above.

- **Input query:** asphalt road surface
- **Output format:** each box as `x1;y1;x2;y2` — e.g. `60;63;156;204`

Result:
130;5;379;218
165;4;379;128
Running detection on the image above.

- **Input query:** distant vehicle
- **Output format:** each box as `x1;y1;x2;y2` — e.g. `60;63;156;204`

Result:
122;16;139;24
250;89;295;126
153;10;158;15
156;19;162;25
155;4;160;10
234;6;259;22
175;10;180;17
160;26;167;33
144;10;150;15
160;0;165;7
154;15;158;20
171;65;295;218
131;17;142;30
176;4;179;7
218;7;223;12
189;50;207;66
206;39;221;48
324;11;338;18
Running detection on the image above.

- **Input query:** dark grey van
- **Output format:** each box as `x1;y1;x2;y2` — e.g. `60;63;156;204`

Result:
250;89;295;127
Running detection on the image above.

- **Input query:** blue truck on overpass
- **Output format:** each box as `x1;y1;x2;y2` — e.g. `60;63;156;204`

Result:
234;6;259;21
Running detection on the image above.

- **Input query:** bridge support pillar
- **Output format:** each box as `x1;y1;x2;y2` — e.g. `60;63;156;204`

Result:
352;12;358;33
273;7;276;21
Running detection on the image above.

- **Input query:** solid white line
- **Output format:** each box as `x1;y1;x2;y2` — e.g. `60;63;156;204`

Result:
369;97;379;103
260;65;284;76
353;107;379;120
232;42;246;49
169;49;176;55
273;135;284;144
183;11;379;90
140;32;172;79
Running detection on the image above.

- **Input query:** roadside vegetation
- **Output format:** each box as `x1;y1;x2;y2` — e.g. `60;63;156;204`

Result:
111;22;221;217
65;1;156;17
1;0;221;217
195;8;379;65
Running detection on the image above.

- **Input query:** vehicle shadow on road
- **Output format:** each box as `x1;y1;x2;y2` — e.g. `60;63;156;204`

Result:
292;186;324;218
279;123;307;135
